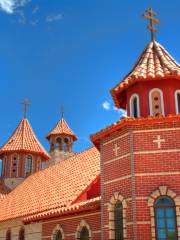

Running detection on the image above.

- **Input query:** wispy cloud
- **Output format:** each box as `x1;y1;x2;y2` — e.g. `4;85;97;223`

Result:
102;100;127;117
46;13;63;23
32;5;39;15
0;0;30;14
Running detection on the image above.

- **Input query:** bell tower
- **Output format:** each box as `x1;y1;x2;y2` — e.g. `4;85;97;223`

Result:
46;109;77;165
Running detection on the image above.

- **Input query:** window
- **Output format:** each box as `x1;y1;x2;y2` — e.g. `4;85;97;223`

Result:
80;226;89;240
56;137;62;151
130;94;140;118
175;90;180;114
53;230;62;240
154;197;177;240
19;227;25;240
11;155;18;178
25;155;32;177
149;88;164;116
6;229;11;240
115;201;123;240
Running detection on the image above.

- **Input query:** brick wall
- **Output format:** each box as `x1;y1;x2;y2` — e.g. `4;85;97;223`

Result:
102;119;180;239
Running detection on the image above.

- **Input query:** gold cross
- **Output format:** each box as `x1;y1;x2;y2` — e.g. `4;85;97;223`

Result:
60;105;64;118
143;8;160;41
21;99;30;118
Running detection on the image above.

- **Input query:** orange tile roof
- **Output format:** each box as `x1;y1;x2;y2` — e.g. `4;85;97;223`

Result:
46;118;77;141
111;41;180;108
91;114;180;149
0;146;100;222
0;118;50;160
24;197;100;223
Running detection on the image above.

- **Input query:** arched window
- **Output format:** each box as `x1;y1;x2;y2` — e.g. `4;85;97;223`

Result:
154;197;177;240
63;138;69;152
6;229;11;240
76;220;91;240
149;88;164;116
80;226;89;240
130;94;140;118
114;201;123;240
19;227;25;240
25;155;32;177
56;137;62;151
53;230;62;240
175;90;180;114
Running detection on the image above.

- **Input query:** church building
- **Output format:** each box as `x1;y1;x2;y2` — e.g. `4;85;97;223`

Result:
0;8;180;240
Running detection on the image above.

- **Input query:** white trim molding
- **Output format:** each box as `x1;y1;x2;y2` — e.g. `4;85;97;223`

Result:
108;192;127;240
148;186;180;239
129;93;140;118
149;88;165;116
75;220;92;240
51;224;65;240
174;89;180;114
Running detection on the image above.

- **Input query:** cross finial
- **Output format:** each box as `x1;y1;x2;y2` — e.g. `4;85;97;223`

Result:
21;99;30;118
143;7;160;41
60;105;64;118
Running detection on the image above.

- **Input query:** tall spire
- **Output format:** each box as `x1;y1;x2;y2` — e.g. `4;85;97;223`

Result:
143;7;160;41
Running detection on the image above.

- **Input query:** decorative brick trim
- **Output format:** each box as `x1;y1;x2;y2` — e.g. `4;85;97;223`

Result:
148;186;180;239
108;192;127;240
51;224;65;240
75;220;92;240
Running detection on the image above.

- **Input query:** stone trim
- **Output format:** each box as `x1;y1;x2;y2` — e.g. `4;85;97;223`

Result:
51;224;65;240
75;220;92;240
108;192;127;240
148;186;180;239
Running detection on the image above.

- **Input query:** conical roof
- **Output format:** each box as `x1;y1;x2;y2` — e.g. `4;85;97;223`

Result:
0;118;50;160
46;118;77;141
111;40;180;108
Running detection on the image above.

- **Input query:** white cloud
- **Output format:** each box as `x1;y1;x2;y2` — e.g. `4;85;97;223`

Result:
46;13;63;23
113;106;127;116
102;101;111;110
0;0;30;14
102;100;127;117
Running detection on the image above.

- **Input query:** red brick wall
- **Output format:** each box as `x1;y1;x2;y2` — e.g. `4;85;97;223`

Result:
102;119;180;239
42;210;100;240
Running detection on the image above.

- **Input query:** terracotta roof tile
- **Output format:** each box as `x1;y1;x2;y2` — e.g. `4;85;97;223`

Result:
91;114;180;149
46;118;77;141
0;118;50;160
111;41;180;108
24;197;100;223
0;147;100;222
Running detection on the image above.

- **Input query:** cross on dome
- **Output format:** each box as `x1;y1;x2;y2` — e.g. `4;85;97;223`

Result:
60;105;64;118
143;7;160;41
21;99;30;118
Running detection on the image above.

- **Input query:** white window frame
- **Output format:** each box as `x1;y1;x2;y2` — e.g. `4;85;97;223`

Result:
174;90;180;114
149;88;165;116
129;93;140;117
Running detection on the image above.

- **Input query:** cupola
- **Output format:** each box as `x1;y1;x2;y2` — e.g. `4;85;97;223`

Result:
46;111;77;164
0;117;50;190
111;8;180;118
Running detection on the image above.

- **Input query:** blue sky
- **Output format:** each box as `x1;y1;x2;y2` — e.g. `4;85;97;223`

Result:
0;0;180;170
